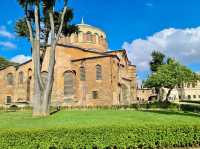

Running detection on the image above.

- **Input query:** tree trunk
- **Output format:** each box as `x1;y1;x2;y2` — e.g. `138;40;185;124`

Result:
32;5;44;116
165;88;173;102
30;5;67;116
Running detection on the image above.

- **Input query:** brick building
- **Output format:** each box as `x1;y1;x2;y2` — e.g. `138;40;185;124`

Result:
0;21;137;107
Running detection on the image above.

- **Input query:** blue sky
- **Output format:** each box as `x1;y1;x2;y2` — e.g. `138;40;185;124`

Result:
0;0;200;81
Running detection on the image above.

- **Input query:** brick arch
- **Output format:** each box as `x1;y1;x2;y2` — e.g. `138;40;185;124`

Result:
63;71;76;97
6;73;14;85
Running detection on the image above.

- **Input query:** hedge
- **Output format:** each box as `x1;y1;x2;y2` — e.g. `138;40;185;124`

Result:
180;100;200;105
0;125;200;149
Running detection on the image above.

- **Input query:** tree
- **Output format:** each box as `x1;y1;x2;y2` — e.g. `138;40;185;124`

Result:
144;59;198;101
15;0;78;116
150;51;165;73
0;57;18;69
149;51;166;100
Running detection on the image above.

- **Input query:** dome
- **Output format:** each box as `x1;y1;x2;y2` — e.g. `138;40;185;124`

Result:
59;19;108;52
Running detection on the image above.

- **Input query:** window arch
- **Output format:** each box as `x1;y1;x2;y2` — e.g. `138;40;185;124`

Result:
80;66;86;81
7;73;14;85
96;64;102;80
73;33;78;43
121;84;129;102
99;35;104;45
86;32;92;42
64;71;75;96
93;33;99;44
41;71;48;86
18;71;24;84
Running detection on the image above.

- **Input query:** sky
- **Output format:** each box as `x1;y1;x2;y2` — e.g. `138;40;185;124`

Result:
0;0;200;82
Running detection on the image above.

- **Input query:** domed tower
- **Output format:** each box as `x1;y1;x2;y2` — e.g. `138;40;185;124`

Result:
59;18;108;52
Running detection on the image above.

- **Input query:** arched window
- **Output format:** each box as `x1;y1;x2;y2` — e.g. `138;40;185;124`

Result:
96;64;102;80
41;71;48;86
64;71;75;96
86;32;92;42
93;33;98;44
73;34;78;43
122;84;129;102
99;35;104;45
80;66;86;81
18;71;24;84
187;83;190;88
7;73;14;85
66;36;71;43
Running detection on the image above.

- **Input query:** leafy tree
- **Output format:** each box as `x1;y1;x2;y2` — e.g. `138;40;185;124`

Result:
15;0;78;116
0;57;18;69
144;60;198;101
150;51;165;73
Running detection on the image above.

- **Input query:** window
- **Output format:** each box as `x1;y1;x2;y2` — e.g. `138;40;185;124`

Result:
18;71;24;84
93;33;99;43
193;95;196;99
187;83;190;88
96;64;102;80
92;91;98;99
99;35;104;45
73;34;78;43
188;95;191;99
6;96;12;104
86;32;92;42
64;71;75;96
41;71;48;86
66;36;71;43
7;73;14;85
80;66;86;81
192;82;196;88
122;84;128;101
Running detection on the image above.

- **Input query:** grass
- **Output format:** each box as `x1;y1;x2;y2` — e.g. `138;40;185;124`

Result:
0;109;200;130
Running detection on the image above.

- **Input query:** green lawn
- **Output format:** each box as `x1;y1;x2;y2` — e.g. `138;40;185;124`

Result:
1;109;200;148
0;109;200;130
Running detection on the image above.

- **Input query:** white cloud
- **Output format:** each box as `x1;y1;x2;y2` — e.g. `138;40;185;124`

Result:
123;27;200;72
10;55;31;64
0;26;15;39
0;41;16;49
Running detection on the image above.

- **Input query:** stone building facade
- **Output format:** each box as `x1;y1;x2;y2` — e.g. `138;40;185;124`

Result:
169;81;200;101
0;22;137;107
136;88;156;102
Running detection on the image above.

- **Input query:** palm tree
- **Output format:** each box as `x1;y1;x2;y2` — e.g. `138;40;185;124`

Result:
15;0;78;116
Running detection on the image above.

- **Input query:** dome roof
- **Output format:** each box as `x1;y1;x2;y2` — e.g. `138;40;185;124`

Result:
76;18;106;38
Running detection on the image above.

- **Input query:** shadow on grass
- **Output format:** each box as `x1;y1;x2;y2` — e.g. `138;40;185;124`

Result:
143;109;200;118
50;107;61;115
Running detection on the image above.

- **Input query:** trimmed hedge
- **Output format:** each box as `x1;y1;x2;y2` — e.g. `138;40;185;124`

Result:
180;104;200;113
0;125;200;149
180;100;200;104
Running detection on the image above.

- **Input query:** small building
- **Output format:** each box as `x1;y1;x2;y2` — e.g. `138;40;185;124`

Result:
136;88;156;102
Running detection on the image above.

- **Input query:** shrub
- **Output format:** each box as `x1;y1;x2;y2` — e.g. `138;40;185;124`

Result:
180;104;200;113
0;125;200;149
180;100;200;104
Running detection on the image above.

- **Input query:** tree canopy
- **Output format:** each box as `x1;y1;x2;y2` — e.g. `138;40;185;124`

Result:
144;59;199;100
150;51;165;72
0;57;18;69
